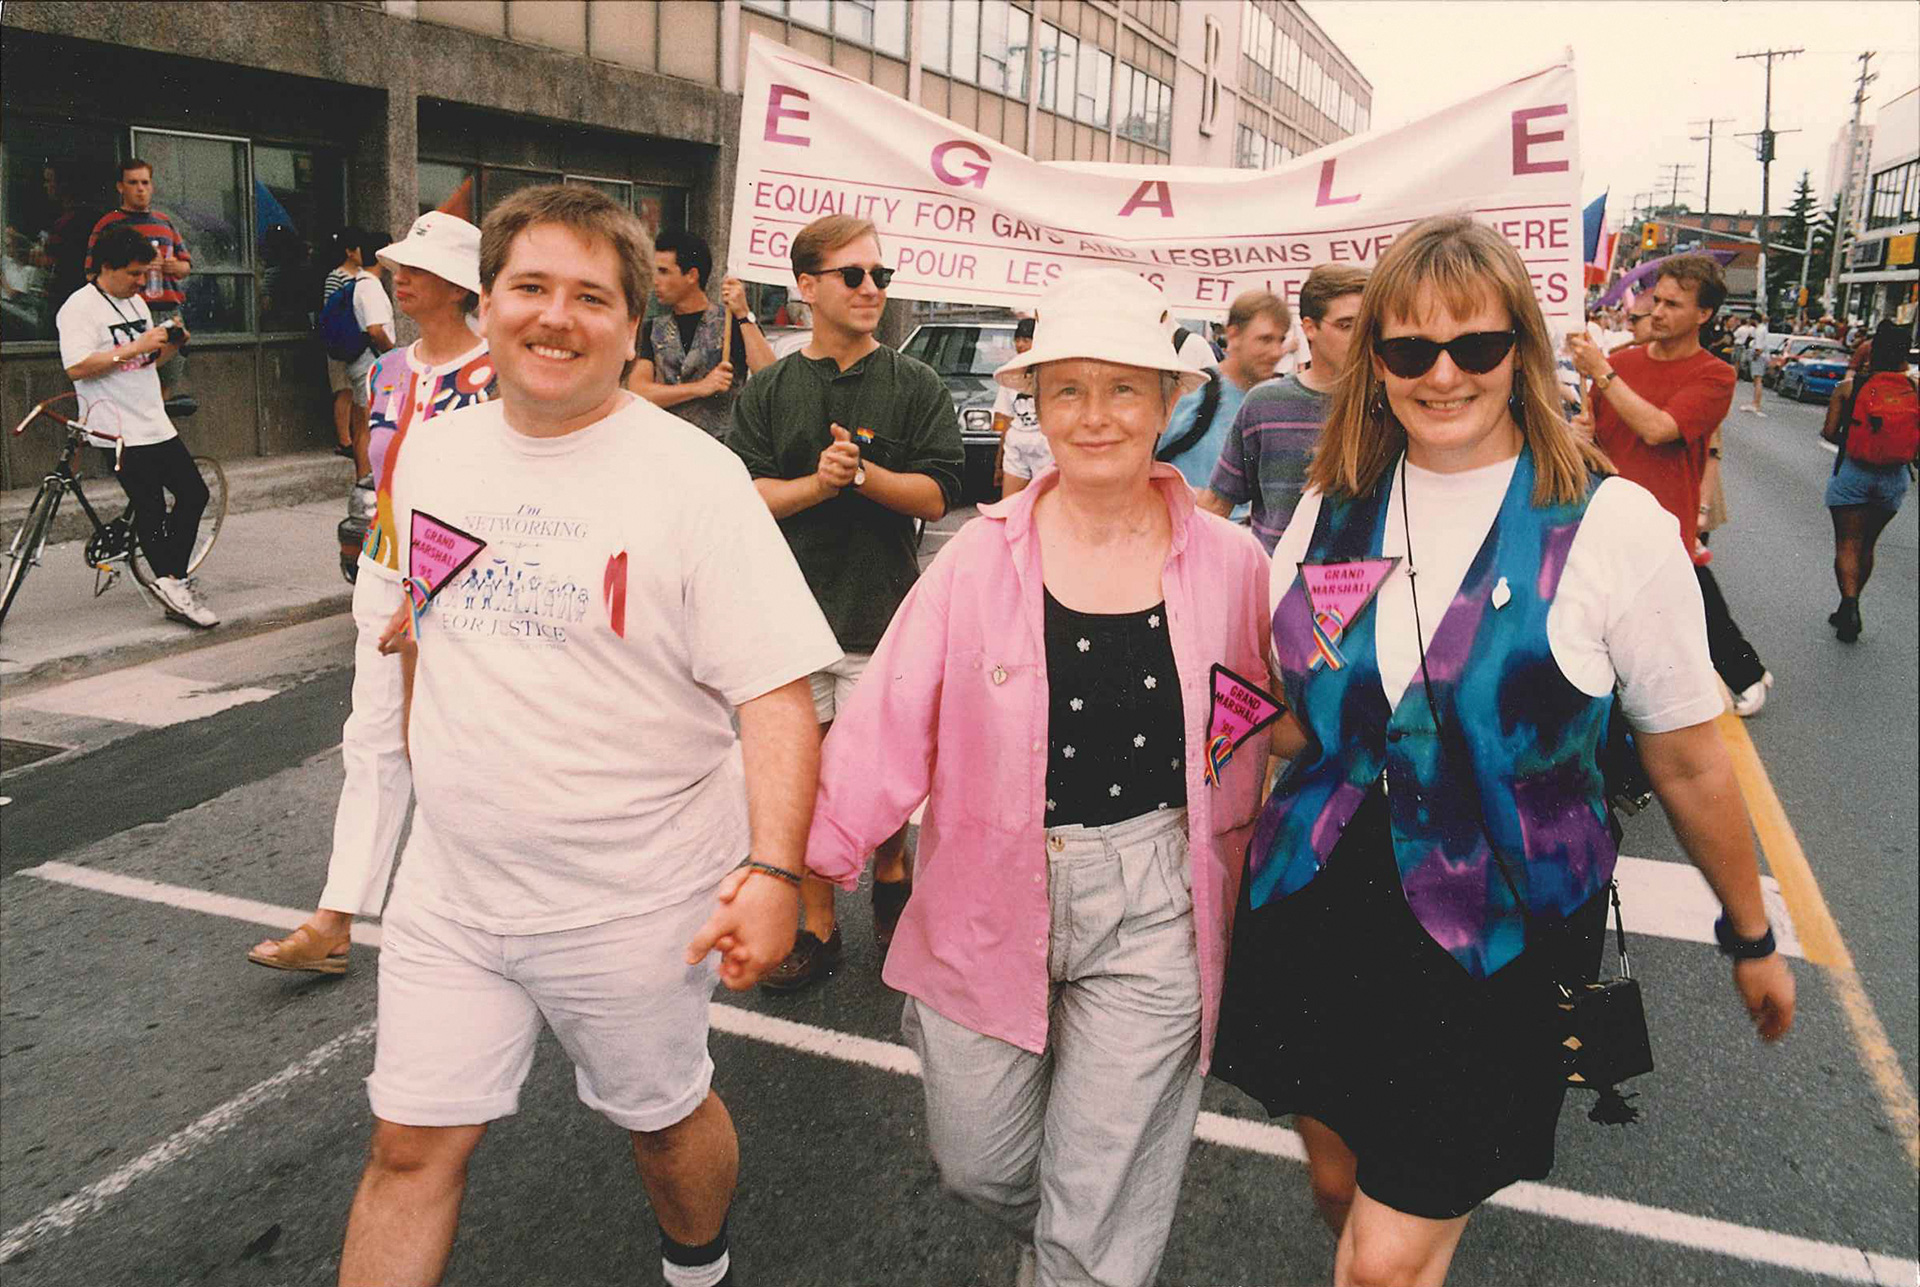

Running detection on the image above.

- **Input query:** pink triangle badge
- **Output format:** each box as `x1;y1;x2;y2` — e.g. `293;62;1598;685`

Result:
1204;664;1286;786
1299;557;1398;672
401;509;487;636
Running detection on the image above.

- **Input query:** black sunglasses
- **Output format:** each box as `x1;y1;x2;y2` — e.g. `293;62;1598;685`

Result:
1373;329;1517;379
810;264;894;290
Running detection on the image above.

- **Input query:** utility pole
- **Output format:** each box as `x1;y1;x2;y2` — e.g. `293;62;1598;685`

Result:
1737;47;1802;319
1691;117;1735;214
1659;162;1695;211
1827;51;1876;319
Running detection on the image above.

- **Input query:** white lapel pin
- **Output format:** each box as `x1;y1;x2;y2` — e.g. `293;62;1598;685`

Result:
1491;576;1512;610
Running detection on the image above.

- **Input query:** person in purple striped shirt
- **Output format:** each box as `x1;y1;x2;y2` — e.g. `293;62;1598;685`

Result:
1200;264;1369;551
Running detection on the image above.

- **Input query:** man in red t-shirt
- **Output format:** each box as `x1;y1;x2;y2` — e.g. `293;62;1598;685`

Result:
1568;254;1773;715
86;158;192;397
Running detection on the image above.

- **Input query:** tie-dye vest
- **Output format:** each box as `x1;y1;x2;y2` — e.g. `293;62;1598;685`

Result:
1248;449;1615;979
651;302;734;439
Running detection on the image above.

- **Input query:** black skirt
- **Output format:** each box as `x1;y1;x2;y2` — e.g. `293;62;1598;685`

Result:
1212;787;1608;1220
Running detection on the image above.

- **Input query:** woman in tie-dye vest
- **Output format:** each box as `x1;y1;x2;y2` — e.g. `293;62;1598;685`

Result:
249;212;494;975
1212;217;1795;1285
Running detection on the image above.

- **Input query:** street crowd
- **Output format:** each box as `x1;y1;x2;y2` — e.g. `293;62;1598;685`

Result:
56;156;1920;1286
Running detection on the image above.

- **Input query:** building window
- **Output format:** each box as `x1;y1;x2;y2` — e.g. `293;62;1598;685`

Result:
419;161;477;220
1037;23;1110;127
131;128;252;335
746;0;909;58
0;116;122;343
1118;66;1172;152
929;0;1032;100
1867;159;1916;231
254;143;347;333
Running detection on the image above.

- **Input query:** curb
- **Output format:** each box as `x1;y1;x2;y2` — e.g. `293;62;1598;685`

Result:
1;590;353;695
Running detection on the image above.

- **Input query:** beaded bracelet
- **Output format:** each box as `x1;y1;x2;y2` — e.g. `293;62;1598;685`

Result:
740;859;804;889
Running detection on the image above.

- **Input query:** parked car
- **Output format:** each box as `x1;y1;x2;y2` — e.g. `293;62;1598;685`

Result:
1765;335;1845;388
899;321;1019;501
1777;343;1851;403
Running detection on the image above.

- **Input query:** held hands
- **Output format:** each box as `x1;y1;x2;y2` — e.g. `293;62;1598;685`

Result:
1732;954;1796;1042
686;867;801;990
376;598;415;658
720;277;749;318
816;423;862;494
699;360;735;397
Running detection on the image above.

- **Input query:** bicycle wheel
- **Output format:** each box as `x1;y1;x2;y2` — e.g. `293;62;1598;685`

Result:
0;480;63;627
128;455;228;588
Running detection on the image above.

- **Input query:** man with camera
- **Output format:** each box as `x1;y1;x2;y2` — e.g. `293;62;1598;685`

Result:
56;223;216;627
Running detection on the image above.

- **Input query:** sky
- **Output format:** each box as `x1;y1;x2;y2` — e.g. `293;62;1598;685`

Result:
1302;1;1918;229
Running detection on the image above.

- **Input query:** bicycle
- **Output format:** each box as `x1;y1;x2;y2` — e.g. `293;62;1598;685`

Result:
2;392;228;627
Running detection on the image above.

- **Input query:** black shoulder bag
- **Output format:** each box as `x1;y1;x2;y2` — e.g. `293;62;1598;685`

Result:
1397;456;1653;1125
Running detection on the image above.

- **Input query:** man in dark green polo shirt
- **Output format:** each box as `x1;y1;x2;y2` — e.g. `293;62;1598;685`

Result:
729;213;964;991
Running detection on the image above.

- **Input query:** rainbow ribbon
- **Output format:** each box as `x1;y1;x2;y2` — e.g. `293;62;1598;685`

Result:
1203;733;1234;787
1308;607;1348;671
400;576;432;642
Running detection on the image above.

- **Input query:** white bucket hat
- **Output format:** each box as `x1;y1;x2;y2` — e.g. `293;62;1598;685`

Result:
993;268;1211;397
378;211;481;294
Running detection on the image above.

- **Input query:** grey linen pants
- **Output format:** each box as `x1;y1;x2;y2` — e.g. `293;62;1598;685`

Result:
902;807;1204;1287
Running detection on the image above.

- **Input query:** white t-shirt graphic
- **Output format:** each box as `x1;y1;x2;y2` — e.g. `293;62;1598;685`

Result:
55;284;176;446
389;395;842;934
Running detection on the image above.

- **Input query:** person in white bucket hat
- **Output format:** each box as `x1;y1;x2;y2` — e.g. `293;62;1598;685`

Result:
248;209;496;977
779;267;1273;1285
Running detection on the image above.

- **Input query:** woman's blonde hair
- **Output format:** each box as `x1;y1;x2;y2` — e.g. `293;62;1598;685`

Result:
1308;214;1611;505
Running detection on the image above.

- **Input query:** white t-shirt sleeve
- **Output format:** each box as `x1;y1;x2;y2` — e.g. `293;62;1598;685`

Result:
992;385;1016;419
684;452;844;706
352;275;394;332
56;290;110;369
1548;477;1724;733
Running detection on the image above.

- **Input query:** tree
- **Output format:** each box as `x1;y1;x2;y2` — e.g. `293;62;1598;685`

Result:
1776;172;1820;318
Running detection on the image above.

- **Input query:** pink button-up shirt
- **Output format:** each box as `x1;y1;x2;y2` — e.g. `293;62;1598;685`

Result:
805;464;1273;1071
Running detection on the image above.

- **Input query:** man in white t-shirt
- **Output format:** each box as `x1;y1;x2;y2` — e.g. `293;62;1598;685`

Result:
55;224;216;627
337;185;839;1287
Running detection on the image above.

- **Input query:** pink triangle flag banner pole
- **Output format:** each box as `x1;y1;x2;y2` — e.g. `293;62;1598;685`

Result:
1204;664;1286;786
402;509;487;639
1299;558;1399;672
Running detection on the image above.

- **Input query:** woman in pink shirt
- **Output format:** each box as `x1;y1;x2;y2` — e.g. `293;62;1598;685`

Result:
801;270;1276;1286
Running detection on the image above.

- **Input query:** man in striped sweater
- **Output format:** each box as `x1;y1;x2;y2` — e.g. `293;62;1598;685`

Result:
86;158;192;398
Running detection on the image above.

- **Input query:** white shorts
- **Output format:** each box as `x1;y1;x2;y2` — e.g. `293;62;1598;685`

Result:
367;889;720;1132
1002;427;1053;481
809;651;870;724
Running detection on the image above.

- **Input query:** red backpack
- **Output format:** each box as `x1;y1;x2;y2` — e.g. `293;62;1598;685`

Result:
1845;372;1920;466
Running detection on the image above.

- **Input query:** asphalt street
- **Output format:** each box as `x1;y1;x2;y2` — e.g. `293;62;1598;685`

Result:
1;396;1915;1287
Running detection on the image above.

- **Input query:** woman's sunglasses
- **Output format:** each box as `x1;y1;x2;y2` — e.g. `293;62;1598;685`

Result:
1373;330;1517;379
811;264;895;290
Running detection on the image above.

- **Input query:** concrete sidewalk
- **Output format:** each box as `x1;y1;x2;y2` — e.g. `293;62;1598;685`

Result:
0;499;353;691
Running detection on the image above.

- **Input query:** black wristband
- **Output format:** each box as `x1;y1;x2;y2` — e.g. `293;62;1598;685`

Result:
1713;914;1776;960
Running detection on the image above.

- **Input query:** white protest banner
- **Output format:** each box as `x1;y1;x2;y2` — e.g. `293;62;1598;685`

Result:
728;34;1583;325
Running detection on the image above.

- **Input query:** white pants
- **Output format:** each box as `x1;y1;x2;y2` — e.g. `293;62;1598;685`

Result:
903;807;1203;1287
319;571;411;916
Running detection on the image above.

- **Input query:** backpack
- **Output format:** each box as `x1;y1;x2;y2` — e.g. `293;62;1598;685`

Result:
319;279;369;362
1843;372;1920;467
1156;327;1224;464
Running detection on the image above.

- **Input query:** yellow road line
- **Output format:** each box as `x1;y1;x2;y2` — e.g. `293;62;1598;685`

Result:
1716;710;1920;1170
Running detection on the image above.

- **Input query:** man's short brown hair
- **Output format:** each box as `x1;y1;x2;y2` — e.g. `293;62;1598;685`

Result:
1298;264;1370;322
1227;289;1291;332
1657;253;1727;317
790;214;879;278
479;184;653;319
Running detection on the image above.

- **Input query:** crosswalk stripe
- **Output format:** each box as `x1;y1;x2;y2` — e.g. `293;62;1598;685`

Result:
13;859;1911;1283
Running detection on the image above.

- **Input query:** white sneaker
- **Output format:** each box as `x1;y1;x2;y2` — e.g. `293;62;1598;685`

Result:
1743;406;1767;417
154;575;217;628
1731;671;1772;717
182;577;220;627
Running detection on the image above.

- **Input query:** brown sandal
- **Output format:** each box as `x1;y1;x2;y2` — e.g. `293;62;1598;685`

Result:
247;924;350;974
